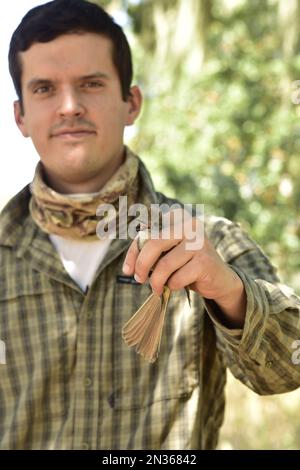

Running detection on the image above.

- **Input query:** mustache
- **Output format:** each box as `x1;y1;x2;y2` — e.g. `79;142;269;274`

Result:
49;119;97;136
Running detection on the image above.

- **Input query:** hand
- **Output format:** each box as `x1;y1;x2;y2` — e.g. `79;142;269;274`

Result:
123;209;246;328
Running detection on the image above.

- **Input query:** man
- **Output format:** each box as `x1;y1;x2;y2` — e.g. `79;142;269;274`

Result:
0;0;299;450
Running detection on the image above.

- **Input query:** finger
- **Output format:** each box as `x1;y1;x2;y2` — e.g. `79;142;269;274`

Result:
166;255;207;292
134;237;180;284
123;238;139;275
149;240;193;295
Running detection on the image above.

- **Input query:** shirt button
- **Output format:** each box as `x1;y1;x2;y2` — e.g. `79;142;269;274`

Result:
82;442;90;450
84;377;92;388
266;361;273;368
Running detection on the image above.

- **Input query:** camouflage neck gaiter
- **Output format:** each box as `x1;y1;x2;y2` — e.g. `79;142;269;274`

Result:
29;148;140;240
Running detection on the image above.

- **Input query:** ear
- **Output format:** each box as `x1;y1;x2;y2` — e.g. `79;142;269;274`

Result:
125;86;143;126
14;100;29;137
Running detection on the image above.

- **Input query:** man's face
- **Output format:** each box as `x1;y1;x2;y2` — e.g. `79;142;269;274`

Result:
14;33;141;193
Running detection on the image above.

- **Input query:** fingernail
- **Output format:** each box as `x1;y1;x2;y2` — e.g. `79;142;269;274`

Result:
134;273;141;283
123;263;131;275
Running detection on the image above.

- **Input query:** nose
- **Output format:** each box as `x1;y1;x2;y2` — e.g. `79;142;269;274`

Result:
57;87;85;118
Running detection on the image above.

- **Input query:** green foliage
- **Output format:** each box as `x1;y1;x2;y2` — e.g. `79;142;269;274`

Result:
126;0;300;290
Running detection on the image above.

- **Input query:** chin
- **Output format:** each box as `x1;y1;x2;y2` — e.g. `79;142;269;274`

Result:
59;151;97;170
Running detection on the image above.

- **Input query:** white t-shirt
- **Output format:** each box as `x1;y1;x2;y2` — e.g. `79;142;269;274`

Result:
50;234;111;292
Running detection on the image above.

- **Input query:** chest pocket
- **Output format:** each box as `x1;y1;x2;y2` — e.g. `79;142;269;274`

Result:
108;281;201;411
0;269;66;352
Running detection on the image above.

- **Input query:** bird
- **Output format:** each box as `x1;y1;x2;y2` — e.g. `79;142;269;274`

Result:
122;228;190;363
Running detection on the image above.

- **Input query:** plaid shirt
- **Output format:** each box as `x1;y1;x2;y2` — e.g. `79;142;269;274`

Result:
0;157;300;450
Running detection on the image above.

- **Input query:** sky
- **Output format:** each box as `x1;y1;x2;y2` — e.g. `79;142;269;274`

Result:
0;0;50;208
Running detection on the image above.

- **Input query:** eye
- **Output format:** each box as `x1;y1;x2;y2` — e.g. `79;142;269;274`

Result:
33;85;53;95
82;81;104;89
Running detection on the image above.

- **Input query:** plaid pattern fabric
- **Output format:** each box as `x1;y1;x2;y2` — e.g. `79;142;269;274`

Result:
0;157;300;450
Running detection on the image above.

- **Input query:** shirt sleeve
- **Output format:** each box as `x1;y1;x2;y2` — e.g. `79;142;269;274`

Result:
204;216;300;395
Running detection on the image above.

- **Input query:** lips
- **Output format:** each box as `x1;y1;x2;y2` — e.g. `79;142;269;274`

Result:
51;128;96;138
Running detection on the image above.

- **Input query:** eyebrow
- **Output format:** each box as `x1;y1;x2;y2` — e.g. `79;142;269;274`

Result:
27;72;111;90
80;72;111;81
27;78;52;91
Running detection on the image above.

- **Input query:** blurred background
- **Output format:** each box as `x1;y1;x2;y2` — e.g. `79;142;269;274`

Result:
2;0;300;449
104;0;300;448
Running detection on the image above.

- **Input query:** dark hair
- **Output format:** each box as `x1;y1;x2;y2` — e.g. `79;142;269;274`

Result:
8;0;133;109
